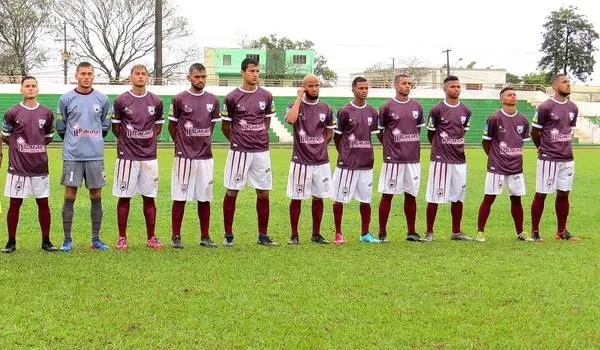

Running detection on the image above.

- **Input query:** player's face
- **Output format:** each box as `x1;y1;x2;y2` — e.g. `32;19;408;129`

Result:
304;80;320;99
352;81;369;100
501;90;517;106
444;80;461;99
76;66;94;89
21;79;39;100
394;77;412;97
242;64;260;86
188;68;207;91
129;68;149;88
554;76;571;96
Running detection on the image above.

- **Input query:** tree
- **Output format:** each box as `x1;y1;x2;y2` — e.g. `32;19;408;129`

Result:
538;6;599;81
0;0;53;77
521;71;552;85
506;72;522;84
466;61;477;69
54;0;192;83
245;34;337;83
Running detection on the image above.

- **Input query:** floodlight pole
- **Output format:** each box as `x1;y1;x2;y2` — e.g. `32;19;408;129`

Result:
442;48;451;77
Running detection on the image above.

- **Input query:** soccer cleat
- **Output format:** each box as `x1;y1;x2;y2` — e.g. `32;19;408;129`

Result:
516;232;534;242
311;234;329;244
334;233;345;245
450;232;474;241
378;233;388;243
406;232;422;242
116;236;128;250
90;239;110;250
422;232;434;242
41;240;58;252
171;235;184;249
287;236;299;245
223;233;234;247
60;239;73;252
555;230;580;241
257;235;278;246
200;237;217;248
2;241;16;254
359;232;382;243
531;231;544;242
474;231;486;242
146;236;163;250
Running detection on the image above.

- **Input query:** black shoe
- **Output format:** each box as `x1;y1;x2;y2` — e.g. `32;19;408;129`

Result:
200;237;217;248
171;235;184;249
406;232;422;242
532;231;544;242
223;233;234;247
310;234;329;244
257;234;278;246
378;233;388;243
288;236;299;245
2;240;16;254
41;240;58;252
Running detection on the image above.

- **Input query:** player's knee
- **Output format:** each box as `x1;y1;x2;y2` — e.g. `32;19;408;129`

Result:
89;188;101;199
64;186;78;200
535;192;547;199
226;189;238;198
557;190;569;197
256;189;269;199
312;196;323;202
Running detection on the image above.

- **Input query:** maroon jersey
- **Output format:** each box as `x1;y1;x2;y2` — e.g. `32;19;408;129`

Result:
483;110;530;175
427;100;471;164
335;102;379;170
112;90;164;160
2;103;54;176
379;98;424;163
531;98;577;162
221;87;275;152
287;99;335;165
170;90;220;160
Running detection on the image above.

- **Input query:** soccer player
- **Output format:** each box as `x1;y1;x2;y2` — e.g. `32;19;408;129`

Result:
424;75;473;241
169;63;220;248
377;74;425;242
332;76;380;244
476;87;532;242
56;61;111;252
285;74;335;245
111;64;165;250
221;57;277;246
1;76;57;253
530;73;579;241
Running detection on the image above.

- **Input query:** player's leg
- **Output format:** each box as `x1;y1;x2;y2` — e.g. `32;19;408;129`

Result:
448;164;471;240
61;186;78;252
138;160;160;249
403;163;420;241
222;150;252;246
531;159;554;241
286;162;305;243
247;151;275;246
355;169;379;243
113;159;139;250
477;172;503;240
504;173;531;241
424;161;449;241
170;157;191;248
3;194;23;253
377;162;395;242
83;160;107;250
255;189;276;245
195;158;215;247
30;175;56;251
331;167;356;245
307;164;330;244
555;161;577;240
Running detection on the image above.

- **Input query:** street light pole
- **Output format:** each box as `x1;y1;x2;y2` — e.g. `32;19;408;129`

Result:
442;48;451;77
55;22;74;85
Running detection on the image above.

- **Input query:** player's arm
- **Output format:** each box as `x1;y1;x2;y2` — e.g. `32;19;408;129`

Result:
530;107;545;149
531;127;541;149
482;116;493;155
210;100;221;137
264;97;275;130
111;100;121;138
44;111;55;145
333;110;345;152
56;98;68;140
153;100;164;137
2;111;13;146
325;128;333;144
376;105;386;144
285;88;304;125
168;120;177;141
168;100;178;141
221;98;233;141
101;98;110;138
426;109;437;144
482;139;491;155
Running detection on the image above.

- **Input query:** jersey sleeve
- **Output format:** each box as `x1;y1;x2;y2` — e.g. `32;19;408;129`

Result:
522;118;531;141
325;105;336;129
482;116;495;140
56;96;68;136
100;96;110;134
378;104;388;130
531;105;547;129
265;95;276;118
2;110;15;137
168;96;179;122
221;96;233;122
426;107;438;131
370;108;380;134
463;108;472;131
570;106;578;128
154;99;165;124
334;108;347;135
45;110;55;138
211;96;221;123
111;99;122;124
416;104;425;128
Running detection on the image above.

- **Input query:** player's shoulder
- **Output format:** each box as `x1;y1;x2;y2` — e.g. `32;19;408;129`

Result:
38;103;53;116
59;89;76;102
256;86;273;98
91;88;109;101
146;90;162;102
4;103;21;116
430;101;444;114
173;90;188;101
459;101;472;114
114;91;131;102
366;103;378;114
318;100;333;113
515;111;529;122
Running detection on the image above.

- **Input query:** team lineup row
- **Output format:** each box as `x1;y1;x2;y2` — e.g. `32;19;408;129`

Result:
0;59;580;253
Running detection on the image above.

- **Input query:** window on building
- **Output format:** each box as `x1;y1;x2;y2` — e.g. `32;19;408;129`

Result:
292;55;307;65
223;55;232;66
246;54;260;62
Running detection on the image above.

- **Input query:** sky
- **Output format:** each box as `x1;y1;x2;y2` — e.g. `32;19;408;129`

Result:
173;0;600;84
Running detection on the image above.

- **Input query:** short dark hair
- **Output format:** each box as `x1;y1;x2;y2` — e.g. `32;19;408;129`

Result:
551;73;568;86
499;86;515;97
76;61;93;73
443;75;459;84
241;57;258;71
394;74;410;84
189;63;206;74
21;75;37;85
352;76;367;87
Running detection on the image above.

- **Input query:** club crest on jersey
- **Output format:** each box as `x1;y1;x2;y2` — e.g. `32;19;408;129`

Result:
367;117;373;125
460;116;467;124
516;125;524;133
259;101;266;110
38;119;46;128
184;105;192;113
93;104;101;113
148;106;156;115
319;113;326;122
206;104;214;112
412;111;419;119
569;112;575;121
181;184;188;193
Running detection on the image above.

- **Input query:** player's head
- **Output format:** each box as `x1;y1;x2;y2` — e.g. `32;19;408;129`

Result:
302;74;320;100
21;76;39;100
551;73;571;97
129;64;149;88
188;63;207;92
393;74;411;97
75;61;94;90
443;75;461;99
241;57;260;87
499;87;517;107
352;76;369;100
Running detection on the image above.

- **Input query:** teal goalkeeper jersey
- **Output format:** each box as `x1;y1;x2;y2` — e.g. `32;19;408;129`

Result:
57;88;110;160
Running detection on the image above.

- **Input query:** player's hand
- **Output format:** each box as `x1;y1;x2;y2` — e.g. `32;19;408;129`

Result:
296;87;305;100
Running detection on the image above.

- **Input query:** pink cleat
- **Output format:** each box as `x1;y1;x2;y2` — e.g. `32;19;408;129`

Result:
116;236;128;250
146;236;163;250
334;232;345;245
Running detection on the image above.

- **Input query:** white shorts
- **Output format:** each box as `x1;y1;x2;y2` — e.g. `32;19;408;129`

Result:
378;162;421;197
484;172;526;196
171;157;214;202
224;150;272;191
425;161;467;203
536;159;574;193
4;173;50;198
112;159;159;198
286;162;332;200
331;167;373;204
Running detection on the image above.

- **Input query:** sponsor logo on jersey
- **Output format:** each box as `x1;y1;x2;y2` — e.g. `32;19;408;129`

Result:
347;133;371;148
16;136;45;153
71;123;100;137
298;129;324;144
239;119;266;131
125;123;153;139
392;128;419;143
549;128;572;142
183;120;210;137
439;131;465;145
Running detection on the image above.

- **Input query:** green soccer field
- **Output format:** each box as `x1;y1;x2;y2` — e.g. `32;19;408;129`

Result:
0;146;598;348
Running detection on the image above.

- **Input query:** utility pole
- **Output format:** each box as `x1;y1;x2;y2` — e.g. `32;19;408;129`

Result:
55;22;74;85
442;49;451;77
391;57;395;70
154;0;163;85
